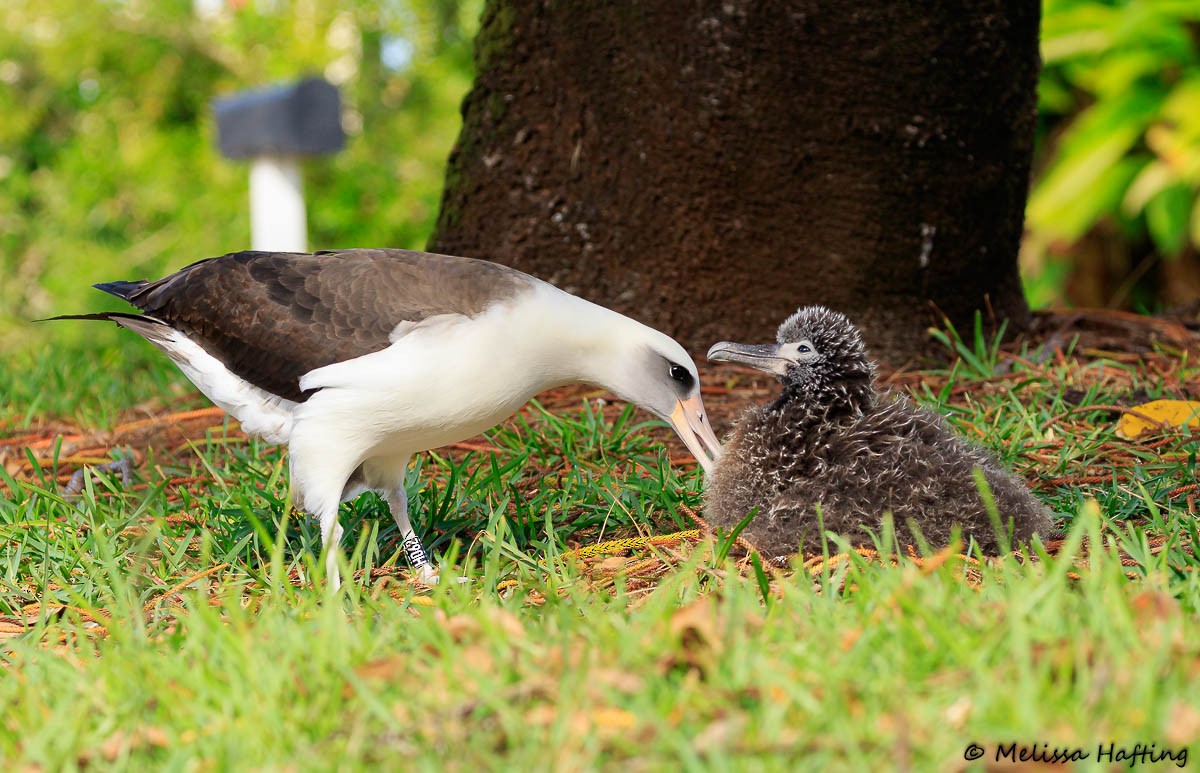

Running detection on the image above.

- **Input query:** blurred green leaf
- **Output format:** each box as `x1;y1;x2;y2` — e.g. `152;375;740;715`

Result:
1040;4;1119;64
0;0;482;351
1086;50;1168;95
1191;196;1200;250
1123;159;1172;214
1146;182;1192;256
1031;0;1200;302
1027;83;1159;239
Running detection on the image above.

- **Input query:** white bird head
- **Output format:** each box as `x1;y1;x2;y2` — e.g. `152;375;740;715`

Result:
579;317;723;473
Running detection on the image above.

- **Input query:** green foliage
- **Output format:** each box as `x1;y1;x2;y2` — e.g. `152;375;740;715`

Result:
0;0;480;350
5;0;1199;331
2;421;1199;766
1026;0;1200;305
927;311;1009;380
4;330;1200;766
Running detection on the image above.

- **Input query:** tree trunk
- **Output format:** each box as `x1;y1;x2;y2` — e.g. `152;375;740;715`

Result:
429;0;1039;363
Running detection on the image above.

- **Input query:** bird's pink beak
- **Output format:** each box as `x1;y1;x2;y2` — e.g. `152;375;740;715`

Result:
670;393;722;473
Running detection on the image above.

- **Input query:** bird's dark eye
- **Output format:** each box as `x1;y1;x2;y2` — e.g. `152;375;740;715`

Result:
669;363;694;388
798;344;811;354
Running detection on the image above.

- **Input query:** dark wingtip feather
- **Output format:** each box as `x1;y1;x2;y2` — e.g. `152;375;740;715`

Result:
36;312;153;324
36;312;121;324
37;312;173;350
93;280;147;300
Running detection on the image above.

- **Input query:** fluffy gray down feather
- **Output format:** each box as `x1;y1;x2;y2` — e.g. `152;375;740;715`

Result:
704;307;1054;559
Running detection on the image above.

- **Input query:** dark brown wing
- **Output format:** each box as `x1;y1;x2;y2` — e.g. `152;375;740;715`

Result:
102;249;531;401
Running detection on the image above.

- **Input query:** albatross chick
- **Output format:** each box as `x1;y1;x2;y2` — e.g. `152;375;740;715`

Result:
53;249;723;587
705;306;1052;559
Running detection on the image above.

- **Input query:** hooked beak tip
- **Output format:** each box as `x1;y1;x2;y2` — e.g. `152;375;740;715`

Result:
670;396;723;474
707;342;733;362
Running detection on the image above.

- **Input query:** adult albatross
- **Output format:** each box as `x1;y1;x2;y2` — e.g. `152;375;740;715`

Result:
56;249;723;587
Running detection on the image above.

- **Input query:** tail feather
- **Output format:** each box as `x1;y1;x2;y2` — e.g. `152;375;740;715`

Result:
39;311;151;325
112;317;174;347
38;312;130;323
39;312;171;344
94;280;148;301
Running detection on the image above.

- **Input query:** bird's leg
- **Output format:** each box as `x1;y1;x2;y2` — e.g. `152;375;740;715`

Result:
295;483;345;591
320;507;345;591
386;486;438;583
288;479;345;590
288;425;360;592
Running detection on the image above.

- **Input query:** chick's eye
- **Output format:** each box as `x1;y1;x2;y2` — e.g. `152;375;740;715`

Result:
668;364;694;387
798;344;811;354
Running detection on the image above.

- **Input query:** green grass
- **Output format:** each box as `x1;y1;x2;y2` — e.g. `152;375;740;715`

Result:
2;338;1200;769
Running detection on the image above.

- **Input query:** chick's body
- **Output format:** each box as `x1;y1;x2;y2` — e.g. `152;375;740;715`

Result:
706;307;1053;558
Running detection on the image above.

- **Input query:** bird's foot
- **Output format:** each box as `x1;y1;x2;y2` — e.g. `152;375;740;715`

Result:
413;562;441;585
62;452;134;496
401;530;470;585
402;528;439;584
409;566;471;585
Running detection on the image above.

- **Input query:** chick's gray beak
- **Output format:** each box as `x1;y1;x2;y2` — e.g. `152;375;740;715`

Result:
707;341;791;376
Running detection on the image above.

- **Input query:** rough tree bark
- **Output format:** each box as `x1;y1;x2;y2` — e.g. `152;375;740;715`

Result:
428;0;1039;363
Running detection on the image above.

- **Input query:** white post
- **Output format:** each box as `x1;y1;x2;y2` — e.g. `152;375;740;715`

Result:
249;155;307;252
193;0;223;18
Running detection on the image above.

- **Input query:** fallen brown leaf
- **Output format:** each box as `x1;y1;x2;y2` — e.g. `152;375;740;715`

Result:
1164;700;1200;746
